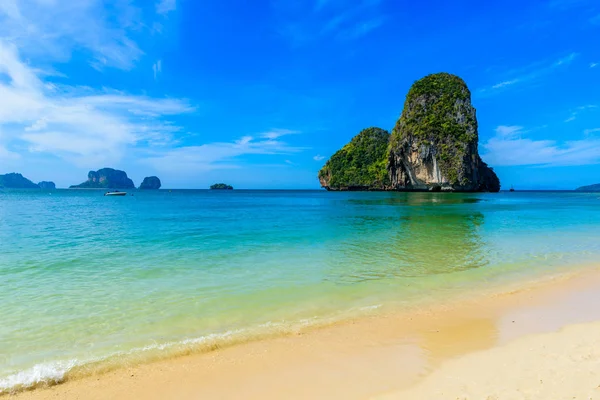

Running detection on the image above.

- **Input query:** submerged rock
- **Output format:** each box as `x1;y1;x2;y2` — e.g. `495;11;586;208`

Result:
318;127;390;191
38;181;56;189
0;173;40;189
70;168;135;189
139;176;162;190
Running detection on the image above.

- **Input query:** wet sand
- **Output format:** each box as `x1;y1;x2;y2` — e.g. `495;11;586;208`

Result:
11;267;600;400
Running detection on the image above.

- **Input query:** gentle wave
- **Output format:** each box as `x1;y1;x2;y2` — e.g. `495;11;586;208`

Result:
0;304;383;394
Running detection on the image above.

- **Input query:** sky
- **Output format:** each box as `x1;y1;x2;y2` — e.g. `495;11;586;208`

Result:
0;0;599;189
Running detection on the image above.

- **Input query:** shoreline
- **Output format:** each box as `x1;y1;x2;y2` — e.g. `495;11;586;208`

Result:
9;264;600;399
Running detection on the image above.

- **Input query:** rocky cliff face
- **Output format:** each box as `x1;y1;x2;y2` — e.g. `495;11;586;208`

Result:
38;181;56;189
319;127;390;191
0;173;40;188
388;73;499;192
70;168;135;189
139;176;161;190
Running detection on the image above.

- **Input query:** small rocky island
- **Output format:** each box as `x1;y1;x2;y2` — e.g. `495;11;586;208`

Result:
139;176;162;190
70;168;135;189
576;183;600;192
318;73;500;192
38;181;56;189
210;183;233;190
0;173;41;189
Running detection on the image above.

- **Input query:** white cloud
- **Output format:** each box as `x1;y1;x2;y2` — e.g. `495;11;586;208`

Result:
156;0;176;15
142;135;306;173
0;144;20;161
553;53;578;66
482;125;600;167
0;40;193;167
584;128;600;136
260;128;299;139
0;0;145;70
153;59;162;80
483;53;579;94
564;105;597;123
492;79;520;89
313;154;325;161
591;63;598;68
495;125;524;137
274;0;385;45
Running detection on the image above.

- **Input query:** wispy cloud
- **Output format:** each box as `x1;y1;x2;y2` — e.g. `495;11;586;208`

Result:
482;125;600;167
480;53;579;94
491;79;520;90
274;0;385;45
584;128;600;135
313;154;325;161
591;62;598;68
142;133;306;173
0;0;144;70
0;40;193;167
495;125;524;137
260;128;299;140
564;105;597;122
156;0;176;15
153;59;162;80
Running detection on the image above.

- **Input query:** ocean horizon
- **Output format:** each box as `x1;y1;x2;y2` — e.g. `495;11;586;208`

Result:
2;189;600;393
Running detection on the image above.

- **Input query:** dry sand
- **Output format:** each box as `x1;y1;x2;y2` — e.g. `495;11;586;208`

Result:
10;269;600;400
377;321;600;400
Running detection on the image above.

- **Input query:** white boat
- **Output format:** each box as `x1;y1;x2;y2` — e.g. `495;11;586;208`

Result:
104;191;127;196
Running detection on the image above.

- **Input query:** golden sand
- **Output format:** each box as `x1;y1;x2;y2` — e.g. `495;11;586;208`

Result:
12;268;600;400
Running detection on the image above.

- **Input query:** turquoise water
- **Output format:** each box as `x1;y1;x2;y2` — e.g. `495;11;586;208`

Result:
1;189;600;391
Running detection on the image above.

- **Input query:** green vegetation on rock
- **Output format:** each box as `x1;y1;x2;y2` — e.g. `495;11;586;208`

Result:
210;183;233;190
139;176;162;190
317;72;500;192
0;173;40;189
390;73;477;186
318;127;390;190
70;168;135;189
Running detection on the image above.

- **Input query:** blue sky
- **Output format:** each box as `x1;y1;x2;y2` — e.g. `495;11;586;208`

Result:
0;0;599;189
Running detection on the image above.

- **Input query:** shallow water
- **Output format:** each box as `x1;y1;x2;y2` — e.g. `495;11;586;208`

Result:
1;189;599;391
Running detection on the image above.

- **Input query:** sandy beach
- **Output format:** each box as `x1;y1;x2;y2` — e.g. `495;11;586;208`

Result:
9;267;600;400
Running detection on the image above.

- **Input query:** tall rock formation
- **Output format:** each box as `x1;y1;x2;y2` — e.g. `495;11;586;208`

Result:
319;127;390;191
388;73;499;192
139;176;162;190
70;168;135;189
317;73;500;192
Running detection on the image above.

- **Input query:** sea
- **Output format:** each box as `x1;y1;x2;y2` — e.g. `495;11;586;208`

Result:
1;189;600;392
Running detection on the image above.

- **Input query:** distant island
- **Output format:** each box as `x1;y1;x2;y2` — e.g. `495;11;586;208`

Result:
576;183;600;192
318;73;500;192
70;168;135;189
0;173;42;189
139;176;162;190
38;181;56;190
210;183;233;190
